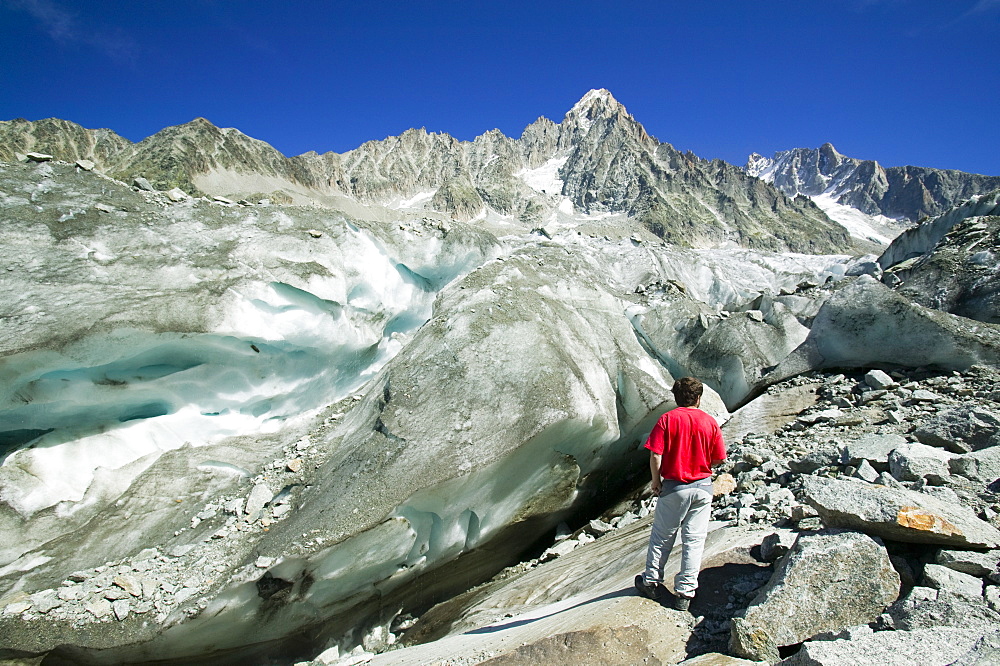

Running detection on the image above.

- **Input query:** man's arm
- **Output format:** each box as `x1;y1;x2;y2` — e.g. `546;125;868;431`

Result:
710;428;726;469
649;452;662;495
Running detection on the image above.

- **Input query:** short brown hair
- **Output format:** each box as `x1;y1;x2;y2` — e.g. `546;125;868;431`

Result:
672;377;703;407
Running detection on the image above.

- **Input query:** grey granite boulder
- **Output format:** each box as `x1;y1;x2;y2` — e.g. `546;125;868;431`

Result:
132;176;155;191
987;585;1000;612
921;563;984;600
729;529;899;662
679;654;763;666
864;369;896;390
800;476;1000;548
936;549;1000;581
759;530;798;562
888;443;955;483
950;631;1000;666
841;433;907;469
788;445;840;474
887;586;1000;632
780;627;988;666
759;277;1000;388
166;187;189;202
244;482;274;518
854;459;879;482
875;471;903;488
914;406;1000;453
949;446;1000;485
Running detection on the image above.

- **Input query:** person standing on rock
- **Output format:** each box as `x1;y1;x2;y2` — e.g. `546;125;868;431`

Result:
635;376;726;611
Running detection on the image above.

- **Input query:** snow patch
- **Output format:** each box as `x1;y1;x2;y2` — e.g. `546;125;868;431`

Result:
576;89;615;108
517;157;568;195
812;193;897;245
390;190;436;210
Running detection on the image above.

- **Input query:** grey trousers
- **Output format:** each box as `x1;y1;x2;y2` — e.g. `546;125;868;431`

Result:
642;477;713;597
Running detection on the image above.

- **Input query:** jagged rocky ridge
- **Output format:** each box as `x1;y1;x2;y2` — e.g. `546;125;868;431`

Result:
747;142;1000;223
0;91;857;253
0;93;999;664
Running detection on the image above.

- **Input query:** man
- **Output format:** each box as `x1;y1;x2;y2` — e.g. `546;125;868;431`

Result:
635;376;726;611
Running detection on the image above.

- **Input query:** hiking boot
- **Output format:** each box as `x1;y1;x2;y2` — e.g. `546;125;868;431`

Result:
634;575;659;601
673;594;692;611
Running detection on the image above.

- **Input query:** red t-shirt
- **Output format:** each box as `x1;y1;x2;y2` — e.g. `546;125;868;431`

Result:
645;407;726;483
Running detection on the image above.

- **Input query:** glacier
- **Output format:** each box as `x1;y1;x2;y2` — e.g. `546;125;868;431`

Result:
0;159;859;662
1;92;999;664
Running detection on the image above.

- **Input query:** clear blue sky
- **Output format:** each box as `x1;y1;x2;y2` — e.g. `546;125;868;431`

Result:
2;1;998;175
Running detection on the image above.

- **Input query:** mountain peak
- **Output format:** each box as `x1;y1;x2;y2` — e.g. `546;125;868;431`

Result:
567;89;626;119
574;88;618;107
745;152;774;179
182;117;218;130
818;142;842;160
560;89;638;142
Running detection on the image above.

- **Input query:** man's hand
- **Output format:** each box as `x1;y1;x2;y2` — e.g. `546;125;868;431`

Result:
649;451;663;496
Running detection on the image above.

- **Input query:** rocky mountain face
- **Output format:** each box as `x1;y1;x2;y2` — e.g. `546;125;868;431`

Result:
877;190;1000;324
0;117;133;168
0;116;332;204
747;143;1000;223
0;91;855;253
2;93;1000;665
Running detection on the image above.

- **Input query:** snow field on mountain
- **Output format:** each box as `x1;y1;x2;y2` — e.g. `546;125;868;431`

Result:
516;156;568;195
813;193;897;245
389;189;436;210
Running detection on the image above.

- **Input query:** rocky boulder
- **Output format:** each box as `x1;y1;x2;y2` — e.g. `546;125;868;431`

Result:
781;627;990;666
729;529;899;662
936;549;1000;581
841;433;908;469
800;476;1000;548
914;406;1000;453
758;277;1000;395
887;585;1000;633
888;443;956;483
921;564;984;601
950;631;1000;666
950;446;1000;486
